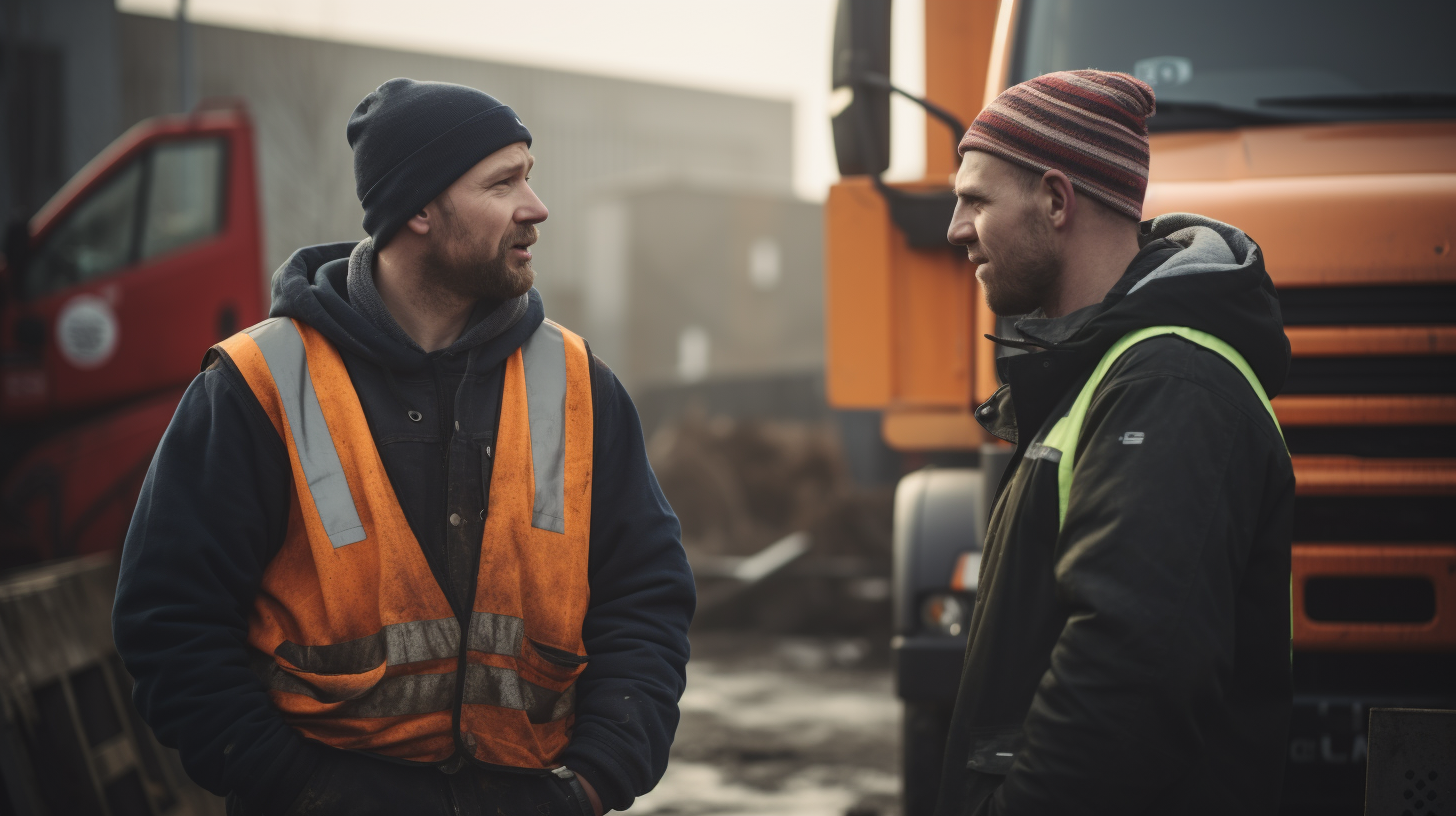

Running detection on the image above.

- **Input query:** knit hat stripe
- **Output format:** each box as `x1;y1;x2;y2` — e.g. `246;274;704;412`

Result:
987;103;1150;175
1013;85;1152;159
958;69;1155;219
971;111;1149;200
1000;89;1153;174
965;120;1145;215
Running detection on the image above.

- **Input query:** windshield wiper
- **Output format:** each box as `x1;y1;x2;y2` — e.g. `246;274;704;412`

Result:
1258;92;1456;110
1149;100;1291;130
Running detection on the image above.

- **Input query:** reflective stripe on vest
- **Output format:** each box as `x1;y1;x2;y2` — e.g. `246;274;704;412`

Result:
1036;325;1290;658
214;316;593;766
1039;325;1283;529
246;318;366;547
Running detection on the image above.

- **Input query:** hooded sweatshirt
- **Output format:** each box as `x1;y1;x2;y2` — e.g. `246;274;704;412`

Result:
113;242;695;813
934;214;1295;816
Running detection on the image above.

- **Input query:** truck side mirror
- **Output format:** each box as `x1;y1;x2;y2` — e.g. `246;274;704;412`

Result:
831;0;891;176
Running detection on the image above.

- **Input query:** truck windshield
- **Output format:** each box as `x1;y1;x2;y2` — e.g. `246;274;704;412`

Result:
1011;0;1456;132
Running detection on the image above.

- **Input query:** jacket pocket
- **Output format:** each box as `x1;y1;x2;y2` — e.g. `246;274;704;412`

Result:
964;725;1026;775
520;637;588;686
255;648;388;704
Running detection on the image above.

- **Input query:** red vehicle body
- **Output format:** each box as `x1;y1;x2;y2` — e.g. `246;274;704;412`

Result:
1;103;266;569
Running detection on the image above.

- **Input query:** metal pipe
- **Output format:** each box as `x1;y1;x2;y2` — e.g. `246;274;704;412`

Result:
177;0;196;112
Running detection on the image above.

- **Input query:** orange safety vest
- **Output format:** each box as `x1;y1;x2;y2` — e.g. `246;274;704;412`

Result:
214;316;593;768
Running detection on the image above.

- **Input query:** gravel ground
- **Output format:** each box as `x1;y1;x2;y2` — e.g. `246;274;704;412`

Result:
632;632;902;816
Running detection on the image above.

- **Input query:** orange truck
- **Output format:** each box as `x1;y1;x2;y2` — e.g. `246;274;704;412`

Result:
824;1;1456;813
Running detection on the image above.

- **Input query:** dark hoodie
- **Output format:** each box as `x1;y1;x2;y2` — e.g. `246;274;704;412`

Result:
934;214;1295;816
113;242;695;814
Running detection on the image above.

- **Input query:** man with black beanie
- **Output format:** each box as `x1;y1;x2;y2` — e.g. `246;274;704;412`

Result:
114;78;695;816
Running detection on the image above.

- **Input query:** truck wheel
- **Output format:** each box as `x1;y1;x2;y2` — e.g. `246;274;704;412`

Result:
902;701;953;816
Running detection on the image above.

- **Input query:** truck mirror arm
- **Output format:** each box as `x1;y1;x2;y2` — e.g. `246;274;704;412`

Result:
858;71;968;162
849;77;962;251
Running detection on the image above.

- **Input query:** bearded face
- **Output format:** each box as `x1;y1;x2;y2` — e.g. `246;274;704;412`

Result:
949;151;1066;318
422;196;538;303
973;214;1061;317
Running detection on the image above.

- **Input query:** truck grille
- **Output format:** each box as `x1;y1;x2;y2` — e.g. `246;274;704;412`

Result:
1278;281;1455;647
1284;356;1456;394
1294;496;1451;542
1279;284;1456;326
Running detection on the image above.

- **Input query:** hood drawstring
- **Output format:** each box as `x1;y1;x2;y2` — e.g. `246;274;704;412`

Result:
378;364;422;422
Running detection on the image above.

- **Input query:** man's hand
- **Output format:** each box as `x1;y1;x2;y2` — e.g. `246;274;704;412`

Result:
573;770;605;815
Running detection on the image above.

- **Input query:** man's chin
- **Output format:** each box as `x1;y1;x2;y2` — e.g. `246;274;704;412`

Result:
506;263;536;298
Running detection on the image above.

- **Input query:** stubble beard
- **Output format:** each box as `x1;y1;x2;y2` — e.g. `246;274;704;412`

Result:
975;219;1061;317
422;207;538;304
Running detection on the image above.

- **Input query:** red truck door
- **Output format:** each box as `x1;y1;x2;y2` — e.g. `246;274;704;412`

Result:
1;105;265;422
0;105;264;566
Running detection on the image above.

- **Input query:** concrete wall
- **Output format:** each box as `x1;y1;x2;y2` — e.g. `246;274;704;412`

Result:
0;0;122;221
117;13;795;335
589;186;823;389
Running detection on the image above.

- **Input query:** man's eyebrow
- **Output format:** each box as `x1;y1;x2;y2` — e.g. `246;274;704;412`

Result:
956;187;988;203
482;157;530;185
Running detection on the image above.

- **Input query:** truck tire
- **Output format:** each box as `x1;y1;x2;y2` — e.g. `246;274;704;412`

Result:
902;701;953;816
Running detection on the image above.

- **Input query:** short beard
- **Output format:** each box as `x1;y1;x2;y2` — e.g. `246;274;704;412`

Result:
976;218;1061;317
421;200;537;303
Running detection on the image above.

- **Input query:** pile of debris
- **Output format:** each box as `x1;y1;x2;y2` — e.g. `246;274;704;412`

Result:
647;411;893;635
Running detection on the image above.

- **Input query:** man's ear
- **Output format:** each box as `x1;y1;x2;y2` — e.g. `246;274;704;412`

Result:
405;208;431;236
1041;169;1077;229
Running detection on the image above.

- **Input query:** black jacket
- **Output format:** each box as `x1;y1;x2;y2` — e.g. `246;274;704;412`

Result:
113;242;695;814
934;214;1295;816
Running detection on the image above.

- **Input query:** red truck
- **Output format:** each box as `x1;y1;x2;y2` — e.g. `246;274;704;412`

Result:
1;103;266;567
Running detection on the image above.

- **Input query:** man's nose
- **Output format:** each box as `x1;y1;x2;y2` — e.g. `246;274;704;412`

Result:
947;203;975;246
518;184;549;224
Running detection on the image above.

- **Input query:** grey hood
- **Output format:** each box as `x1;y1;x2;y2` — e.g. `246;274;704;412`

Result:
1011;212;1290;397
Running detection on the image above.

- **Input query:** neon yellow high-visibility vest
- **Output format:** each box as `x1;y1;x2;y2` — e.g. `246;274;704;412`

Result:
1036;325;1289;654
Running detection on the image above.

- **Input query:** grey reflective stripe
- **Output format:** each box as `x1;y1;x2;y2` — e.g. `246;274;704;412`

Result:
247;318;366;548
521;321;568;533
463;664;575;724
466;611;525;657
1024;444;1062;463
258;660;575;722
260;661;456;715
273;612;524;675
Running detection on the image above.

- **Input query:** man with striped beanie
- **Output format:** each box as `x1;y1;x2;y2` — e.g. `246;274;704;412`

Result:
936;70;1295;816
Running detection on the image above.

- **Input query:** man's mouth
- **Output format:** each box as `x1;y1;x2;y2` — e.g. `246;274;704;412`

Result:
509;234;536;259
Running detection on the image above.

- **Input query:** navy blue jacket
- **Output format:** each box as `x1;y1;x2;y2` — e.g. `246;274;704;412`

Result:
113;243;694;813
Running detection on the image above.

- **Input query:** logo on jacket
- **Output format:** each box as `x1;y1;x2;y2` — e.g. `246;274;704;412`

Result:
1119;431;1145;445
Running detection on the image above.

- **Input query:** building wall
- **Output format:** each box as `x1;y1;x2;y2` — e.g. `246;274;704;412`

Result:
117;13;795;334
0;0;122;221
590;186;823;389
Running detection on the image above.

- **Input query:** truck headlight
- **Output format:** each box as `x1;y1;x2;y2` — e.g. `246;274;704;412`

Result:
921;593;966;637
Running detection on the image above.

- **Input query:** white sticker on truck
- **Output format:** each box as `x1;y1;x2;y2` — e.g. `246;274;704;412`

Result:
56;295;119;369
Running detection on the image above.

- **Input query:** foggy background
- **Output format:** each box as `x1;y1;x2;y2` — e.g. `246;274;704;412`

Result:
0;0;924;812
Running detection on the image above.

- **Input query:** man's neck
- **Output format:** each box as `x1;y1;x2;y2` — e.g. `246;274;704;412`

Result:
374;250;474;353
1042;226;1141;318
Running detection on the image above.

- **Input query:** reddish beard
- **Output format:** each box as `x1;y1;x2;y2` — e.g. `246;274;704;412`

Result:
975;219;1061;317
423;207;538;302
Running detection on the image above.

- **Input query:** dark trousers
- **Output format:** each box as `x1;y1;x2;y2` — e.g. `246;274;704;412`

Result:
226;749;592;816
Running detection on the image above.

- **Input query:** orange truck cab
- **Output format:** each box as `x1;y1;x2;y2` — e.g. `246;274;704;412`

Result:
824;1;1455;813
0;103;266;569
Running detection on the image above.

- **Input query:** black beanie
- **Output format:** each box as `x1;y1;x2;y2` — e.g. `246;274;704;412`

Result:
347;78;532;247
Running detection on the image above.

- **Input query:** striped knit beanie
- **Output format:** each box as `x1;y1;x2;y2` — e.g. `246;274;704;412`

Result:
958;70;1156;220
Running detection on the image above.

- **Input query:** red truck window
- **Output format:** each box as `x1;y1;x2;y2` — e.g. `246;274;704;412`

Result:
24;137;227;300
26;161;142;297
141;138;225;260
